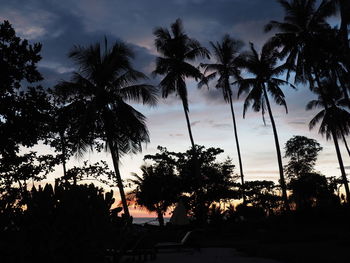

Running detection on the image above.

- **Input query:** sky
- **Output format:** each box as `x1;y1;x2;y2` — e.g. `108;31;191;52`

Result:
1;0;348;217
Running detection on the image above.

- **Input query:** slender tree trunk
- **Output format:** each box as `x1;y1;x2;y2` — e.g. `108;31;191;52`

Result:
107;137;131;219
339;0;349;50
59;131;69;184
331;128;350;203
263;86;289;211
17;179;23;193
182;100;196;149
341;131;350;157
156;207;164;227
228;94;246;203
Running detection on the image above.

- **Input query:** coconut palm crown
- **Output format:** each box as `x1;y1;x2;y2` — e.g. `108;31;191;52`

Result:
265;0;335;84
153;18;210;148
55;39;158;218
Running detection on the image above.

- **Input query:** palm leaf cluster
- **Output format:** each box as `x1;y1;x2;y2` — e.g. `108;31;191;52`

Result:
54;40;157;217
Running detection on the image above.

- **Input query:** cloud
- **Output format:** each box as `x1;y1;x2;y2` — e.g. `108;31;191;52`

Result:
0;7;56;39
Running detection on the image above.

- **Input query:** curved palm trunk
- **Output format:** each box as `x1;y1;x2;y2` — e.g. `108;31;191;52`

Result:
341;131;350;157
182;100;196;149
263;86;289;211
228;94;246;203
331;128;350;203
107;138;131;219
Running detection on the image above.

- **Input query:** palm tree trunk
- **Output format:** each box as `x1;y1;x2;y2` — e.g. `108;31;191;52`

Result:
339;0;349;50
182;100;196;149
263;86;289;211
331;128;350;203
59;131;69;184
341;131;350;157
107;138;131;219
228;94;246;203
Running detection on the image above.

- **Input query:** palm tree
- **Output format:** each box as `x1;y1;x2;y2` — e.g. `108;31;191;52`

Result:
55;39;157;218
265;0;335;84
333;0;350;50
128;164;180;227
153;19;210;149
307;81;350;202
199;35;246;202
236;42;296;210
267;0;350;159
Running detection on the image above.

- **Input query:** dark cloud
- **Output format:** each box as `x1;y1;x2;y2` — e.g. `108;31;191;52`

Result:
1;0;157;88
0;0;284;95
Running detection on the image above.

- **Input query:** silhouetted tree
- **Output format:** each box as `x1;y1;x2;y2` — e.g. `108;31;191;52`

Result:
0;20;52;157
45;100;78;184
289;172;339;210
0;152;58;193
284;135;323;178
307;83;350;202
128;164;180;226
55;39;157;218
62;160;115;186
0;20;59;206
236;42;295;210
265;0;335;84
243;180;282;216
146;145;238;223
333;0;350;50
199;35;246;202
153;19;210;149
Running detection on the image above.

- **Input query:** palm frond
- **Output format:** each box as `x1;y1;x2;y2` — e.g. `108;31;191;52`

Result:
120;84;158;106
197;72;217;89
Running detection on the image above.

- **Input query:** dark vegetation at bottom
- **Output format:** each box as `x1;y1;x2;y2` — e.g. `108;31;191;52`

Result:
1;182;349;263
216;207;350;263
0;183;124;263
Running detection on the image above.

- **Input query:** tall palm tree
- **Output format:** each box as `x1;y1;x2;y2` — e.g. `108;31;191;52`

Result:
307;81;350;202
55;39;157;218
265;0;335;84
236;42;296;210
199;35;246;202
333;0;350;50
267;0;350;159
153;19;210;149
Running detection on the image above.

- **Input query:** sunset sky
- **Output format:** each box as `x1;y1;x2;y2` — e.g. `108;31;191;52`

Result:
0;0;348;217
